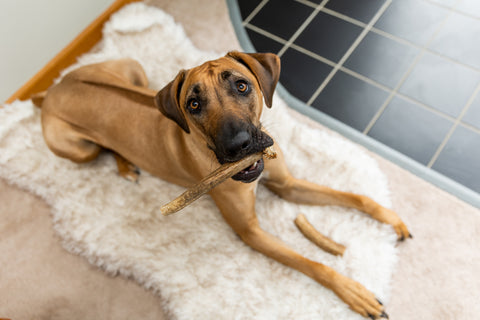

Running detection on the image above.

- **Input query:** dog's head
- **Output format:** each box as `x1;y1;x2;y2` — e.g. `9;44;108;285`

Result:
154;51;281;183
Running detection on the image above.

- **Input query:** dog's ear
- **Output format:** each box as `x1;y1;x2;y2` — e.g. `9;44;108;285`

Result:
227;51;281;108
155;70;190;133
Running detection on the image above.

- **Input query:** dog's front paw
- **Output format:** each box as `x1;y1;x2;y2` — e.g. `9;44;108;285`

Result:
330;273;389;319
393;219;412;242
119;166;141;183
377;207;412;241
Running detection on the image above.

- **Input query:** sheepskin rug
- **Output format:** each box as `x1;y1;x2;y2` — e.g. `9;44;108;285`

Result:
0;3;398;319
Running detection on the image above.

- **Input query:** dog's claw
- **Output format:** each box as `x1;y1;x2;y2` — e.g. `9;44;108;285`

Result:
331;273;388;320
367;310;389;319
396;229;413;242
393;221;412;242
377;207;411;242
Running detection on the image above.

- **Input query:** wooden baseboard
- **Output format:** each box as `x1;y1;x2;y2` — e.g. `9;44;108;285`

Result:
5;0;141;105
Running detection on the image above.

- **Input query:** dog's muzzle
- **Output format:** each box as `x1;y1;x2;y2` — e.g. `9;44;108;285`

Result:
214;125;273;183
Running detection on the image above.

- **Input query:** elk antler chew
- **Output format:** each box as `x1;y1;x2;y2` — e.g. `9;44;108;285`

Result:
294;213;346;256
160;146;277;216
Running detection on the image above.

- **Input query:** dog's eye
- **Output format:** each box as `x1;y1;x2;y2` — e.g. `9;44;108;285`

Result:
187;99;201;113
236;81;249;93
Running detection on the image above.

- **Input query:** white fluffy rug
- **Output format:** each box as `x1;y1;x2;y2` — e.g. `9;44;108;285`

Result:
0;3;398;319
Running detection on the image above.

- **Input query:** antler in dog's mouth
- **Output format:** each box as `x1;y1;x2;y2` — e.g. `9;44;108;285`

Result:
161;146;276;216
220;131;274;183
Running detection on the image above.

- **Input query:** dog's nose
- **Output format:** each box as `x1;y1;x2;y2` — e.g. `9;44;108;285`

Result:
226;130;251;155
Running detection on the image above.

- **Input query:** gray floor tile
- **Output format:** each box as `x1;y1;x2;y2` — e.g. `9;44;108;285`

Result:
456;0;480;19
239;0;263;20
429;0;459;7
246;27;284;54
367;95;453;165
325;0;387;24
249;0;313;40
399;52;480;117
463;92;480;129
312;70;389;131
279;48;333;102
429;11;480;70
344;31;419;89
432;125;480;193
374;0;449;46
294;11;363;63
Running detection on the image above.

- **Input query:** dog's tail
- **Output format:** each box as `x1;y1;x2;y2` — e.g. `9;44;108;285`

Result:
31;91;47;108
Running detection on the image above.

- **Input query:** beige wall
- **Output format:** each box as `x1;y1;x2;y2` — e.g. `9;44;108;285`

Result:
0;0;114;103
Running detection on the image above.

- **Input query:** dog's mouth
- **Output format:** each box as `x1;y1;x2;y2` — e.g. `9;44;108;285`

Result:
231;158;264;183
213;128;273;183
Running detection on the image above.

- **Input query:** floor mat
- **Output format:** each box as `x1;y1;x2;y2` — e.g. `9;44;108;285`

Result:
0;3;399;320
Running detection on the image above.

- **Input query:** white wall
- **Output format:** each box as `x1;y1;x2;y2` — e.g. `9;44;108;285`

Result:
0;0;114;103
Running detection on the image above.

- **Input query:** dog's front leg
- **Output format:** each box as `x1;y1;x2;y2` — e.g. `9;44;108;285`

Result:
210;180;388;319
263;143;411;241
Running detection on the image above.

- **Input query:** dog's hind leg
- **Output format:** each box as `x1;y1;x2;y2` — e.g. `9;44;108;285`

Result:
41;115;101;163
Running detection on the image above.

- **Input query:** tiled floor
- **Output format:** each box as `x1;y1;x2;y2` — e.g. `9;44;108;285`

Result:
237;0;480;195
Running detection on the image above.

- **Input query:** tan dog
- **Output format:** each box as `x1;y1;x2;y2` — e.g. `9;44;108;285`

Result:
34;53;410;319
